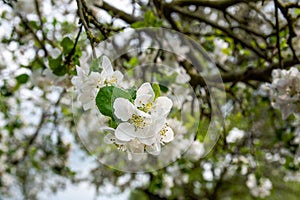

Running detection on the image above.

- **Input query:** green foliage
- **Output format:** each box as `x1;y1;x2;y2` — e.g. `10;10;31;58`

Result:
151;82;161;100
124;57;139;69
131;10;162;28
129;190;149;200
61;37;74;55
95;86;135;118
15;74;29;84
48;55;66;76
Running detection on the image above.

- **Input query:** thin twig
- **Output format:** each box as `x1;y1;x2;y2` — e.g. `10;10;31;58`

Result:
76;0;96;58
274;0;283;68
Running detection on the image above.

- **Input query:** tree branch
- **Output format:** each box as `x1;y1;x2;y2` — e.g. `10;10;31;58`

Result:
93;1;141;24
172;0;261;9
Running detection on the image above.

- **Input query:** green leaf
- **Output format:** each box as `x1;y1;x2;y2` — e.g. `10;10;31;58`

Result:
124;57;139;69
159;84;168;93
131;21;145;28
129;57;139;67
16;74;29;84
60;37;74;55
49;55;66;76
129;190;149;200
151;83;161;99
144;10;156;25
126;87;137;100
96;86;135;118
109;118;118;129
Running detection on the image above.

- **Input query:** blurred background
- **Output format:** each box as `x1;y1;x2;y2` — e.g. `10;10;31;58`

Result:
1;0;300;199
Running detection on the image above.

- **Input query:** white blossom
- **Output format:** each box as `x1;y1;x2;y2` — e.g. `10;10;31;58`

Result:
72;66;101;110
266;67;300;119
185;140;205;161
212;38;229;65
157;174;174;197
226;127;245;143
112;82;174;157
71;56;124;110
246;174;272;198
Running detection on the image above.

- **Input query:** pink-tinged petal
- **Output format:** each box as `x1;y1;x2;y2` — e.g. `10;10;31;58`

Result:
115;123;135;141
162;127;174;143
113;98;135;121
152;97;173;117
136;82;154;100
145;142;161;155
102;55;113;75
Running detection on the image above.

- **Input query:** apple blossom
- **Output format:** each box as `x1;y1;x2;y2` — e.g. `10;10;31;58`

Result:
246;174;272;198
112;82;174;157
72;56;124;110
226;127;245;143
266;67;300;119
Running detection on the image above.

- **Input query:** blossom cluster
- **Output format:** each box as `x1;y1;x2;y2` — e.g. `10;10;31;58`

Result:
246;174;272;198
72;56;176;160
265;67;300;119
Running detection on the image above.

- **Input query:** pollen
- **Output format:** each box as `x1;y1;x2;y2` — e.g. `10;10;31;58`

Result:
138;102;153;113
104;76;117;85
130;114;147;129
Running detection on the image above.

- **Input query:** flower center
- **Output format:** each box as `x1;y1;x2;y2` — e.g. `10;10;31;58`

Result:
160;123;169;136
138;102;152;113
130;114;147;129
104;76;117;85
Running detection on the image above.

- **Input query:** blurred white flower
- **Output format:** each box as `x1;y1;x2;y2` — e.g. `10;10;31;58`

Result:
185;140;205;161
157;174;174;197
163;33;190;61
226;127;245;143
213;38;229;65
246;174;272;198
175;68;191;84
266;67;300;119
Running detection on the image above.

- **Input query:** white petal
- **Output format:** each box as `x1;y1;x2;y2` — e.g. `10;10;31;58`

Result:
83;101;95;111
74;66;85;80
162;127;174;143
136;82;154;101
104;133;116;144
139;135;157;145
145;142;161;155
100;126;115;132
126;139;144;153
134;94;153;107
78;92;94;104
135;108;152;119
102;55;113;75
115;123;135;141
152;97;173;117
152;117;167;133
135;118;164;139
113;98;135;121
112;70;124;84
